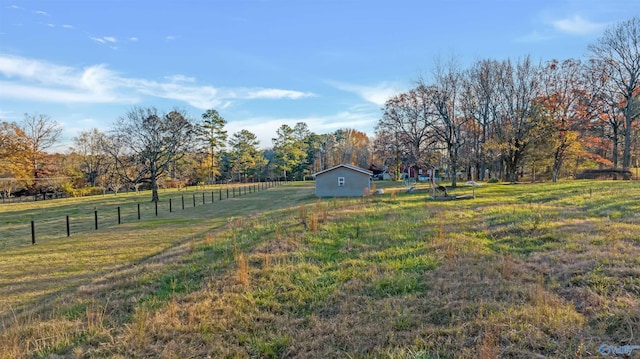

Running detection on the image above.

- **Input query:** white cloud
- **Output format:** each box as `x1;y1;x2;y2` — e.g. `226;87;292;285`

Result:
165;74;196;83
329;81;404;106
0;55;316;110
129;37;138;42
227;105;379;148
34;10;48;15
0;56;136;103
90;36;117;44
136;81;223;109
166;35;176;41
551;15;606;35
0;81;128;103
243;88;314;100
62;24;73;29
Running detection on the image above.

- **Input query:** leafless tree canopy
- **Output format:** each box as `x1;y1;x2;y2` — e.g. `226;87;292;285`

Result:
589;16;640;169
21;113;62;178
106;107;194;202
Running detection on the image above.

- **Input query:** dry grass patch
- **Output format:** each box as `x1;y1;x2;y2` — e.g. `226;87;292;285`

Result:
2;181;640;358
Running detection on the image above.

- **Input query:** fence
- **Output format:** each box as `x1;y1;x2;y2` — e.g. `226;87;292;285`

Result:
2;192;69;204
22;181;281;245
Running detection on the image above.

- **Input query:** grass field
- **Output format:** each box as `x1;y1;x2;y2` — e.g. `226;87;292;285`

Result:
0;180;639;358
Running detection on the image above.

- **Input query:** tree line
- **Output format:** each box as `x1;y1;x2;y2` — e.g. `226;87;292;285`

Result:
375;17;640;186
0;108;372;202
1;17;638;199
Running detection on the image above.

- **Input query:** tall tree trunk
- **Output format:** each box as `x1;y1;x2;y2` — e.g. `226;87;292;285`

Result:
504;149;521;183
623;109;633;169
151;164;159;202
211;148;216;184
449;145;458;188
552;150;563;183
612;126;619;168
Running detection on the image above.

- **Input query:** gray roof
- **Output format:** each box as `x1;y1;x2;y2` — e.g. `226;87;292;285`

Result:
312;164;373;177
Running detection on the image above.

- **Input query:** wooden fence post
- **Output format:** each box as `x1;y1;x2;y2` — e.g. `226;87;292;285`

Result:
118;207;121;224
66;215;70;237
94;210;98;230
31;221;35;245
137;203;141;220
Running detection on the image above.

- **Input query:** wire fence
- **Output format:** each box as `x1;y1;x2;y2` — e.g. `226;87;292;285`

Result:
1;181;282;247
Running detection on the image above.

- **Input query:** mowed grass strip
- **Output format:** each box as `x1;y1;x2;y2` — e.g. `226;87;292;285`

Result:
1;180;639;358
0;183;273;249
0;182;310;315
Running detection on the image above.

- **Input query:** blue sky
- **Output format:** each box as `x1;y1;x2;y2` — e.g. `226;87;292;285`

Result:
1;0;639;150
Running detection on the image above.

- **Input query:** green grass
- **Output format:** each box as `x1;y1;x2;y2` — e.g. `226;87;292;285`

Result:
1;180;639;358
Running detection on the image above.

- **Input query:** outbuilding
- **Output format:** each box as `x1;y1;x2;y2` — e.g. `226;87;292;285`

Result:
312;164;373;197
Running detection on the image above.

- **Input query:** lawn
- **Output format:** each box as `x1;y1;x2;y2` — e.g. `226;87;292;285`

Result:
0;180;639;358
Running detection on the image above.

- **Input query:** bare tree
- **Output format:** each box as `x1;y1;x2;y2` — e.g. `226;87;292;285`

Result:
377;88;436;178
492;57;545;183
21;113;62;179
106;107;194;202
72;128;108;187
589;17;640;169
462;59;501;180
423;59;468;187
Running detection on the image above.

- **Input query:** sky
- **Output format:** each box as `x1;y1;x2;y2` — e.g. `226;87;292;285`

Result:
1;0;639;151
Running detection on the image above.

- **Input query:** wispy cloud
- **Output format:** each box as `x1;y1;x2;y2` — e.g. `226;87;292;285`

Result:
551;15;606;35
62;24;73;29
242;88;314;100
329;81;404;106
90;36;118;49
227;106;378;147
0;56;133;103
34;10;48;16
165;35;176;41
129;37;138;42
0;55;316;110
165;74;195;83
90;36;117;44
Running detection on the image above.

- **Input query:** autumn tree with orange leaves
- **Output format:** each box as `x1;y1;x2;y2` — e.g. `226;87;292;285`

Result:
0;121;31;196
538;59;594;182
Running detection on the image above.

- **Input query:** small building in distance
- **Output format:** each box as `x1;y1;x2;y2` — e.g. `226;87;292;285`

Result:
313;164;373;197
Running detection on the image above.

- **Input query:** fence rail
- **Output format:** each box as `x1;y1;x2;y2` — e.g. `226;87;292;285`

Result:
11;181;282;246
